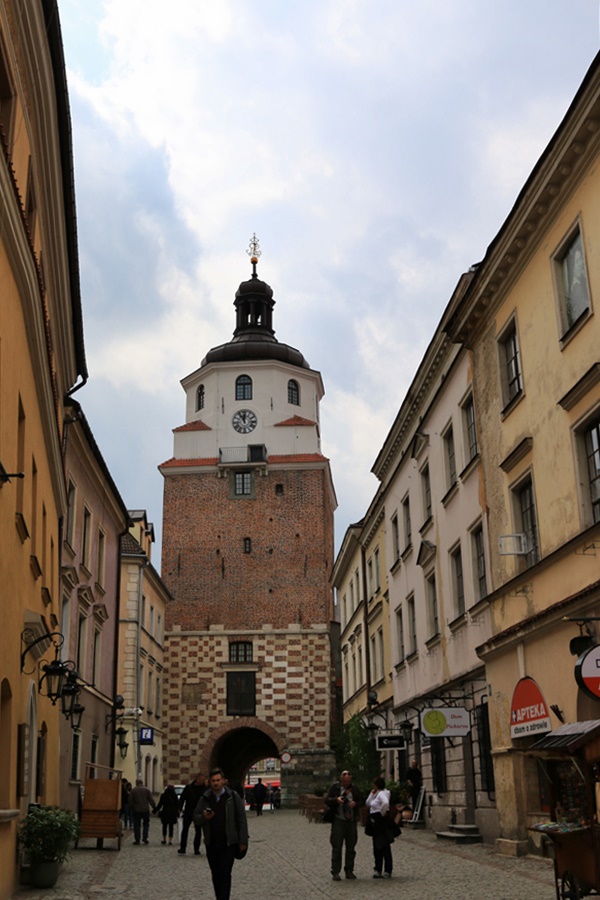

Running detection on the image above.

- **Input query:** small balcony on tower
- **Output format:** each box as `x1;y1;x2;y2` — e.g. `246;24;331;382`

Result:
218;444;268;474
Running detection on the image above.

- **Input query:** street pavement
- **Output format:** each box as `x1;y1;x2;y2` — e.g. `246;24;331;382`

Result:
12;809;557;899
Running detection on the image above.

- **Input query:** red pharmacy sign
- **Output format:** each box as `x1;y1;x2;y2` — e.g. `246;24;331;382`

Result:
510;676;551;739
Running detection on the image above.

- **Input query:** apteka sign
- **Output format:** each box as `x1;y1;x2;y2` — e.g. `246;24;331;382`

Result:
510;676;551;739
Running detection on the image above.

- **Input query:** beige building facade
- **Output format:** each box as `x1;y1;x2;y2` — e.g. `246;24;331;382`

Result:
0;1;87;894
117;512;170;797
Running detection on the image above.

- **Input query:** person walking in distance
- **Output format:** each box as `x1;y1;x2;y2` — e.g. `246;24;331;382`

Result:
129;778;157;845
155;783;179;845
405;758;423;817
252;778;267;816
195;767;248;900
325;768;363;881
178;773;205;854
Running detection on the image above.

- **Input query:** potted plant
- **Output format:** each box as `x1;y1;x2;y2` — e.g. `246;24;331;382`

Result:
19;805;80;888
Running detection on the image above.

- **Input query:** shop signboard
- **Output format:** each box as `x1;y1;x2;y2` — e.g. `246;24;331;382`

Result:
510;676;551;738
420;707;470;737
574;644;600;700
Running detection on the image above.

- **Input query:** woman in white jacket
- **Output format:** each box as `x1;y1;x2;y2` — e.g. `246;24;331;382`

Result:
365;776;393;878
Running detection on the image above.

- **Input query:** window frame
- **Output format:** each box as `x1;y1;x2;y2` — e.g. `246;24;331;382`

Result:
471;522;488;602
402;494;412;550
461;393;478;464
450;543;465;618
425;570;439;638
396;606;405;663
406;593;417;655
420;463;432;525
287;379;300;405
229;641;253;663
227;670;256;716
553;222;592;340
511;472;540;567
235;375;253;401
497;315;523;411
196;384;205;411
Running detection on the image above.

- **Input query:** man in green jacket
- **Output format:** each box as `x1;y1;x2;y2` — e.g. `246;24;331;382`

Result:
195;768;248;900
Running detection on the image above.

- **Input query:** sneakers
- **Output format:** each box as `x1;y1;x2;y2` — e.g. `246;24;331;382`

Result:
373;872;383;879
332;874;341;881
383;872;392;878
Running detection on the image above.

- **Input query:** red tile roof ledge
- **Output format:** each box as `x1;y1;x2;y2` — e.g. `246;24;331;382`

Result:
160;457;219;468
274;415;317;427
173;420;212;432
159;452;329;468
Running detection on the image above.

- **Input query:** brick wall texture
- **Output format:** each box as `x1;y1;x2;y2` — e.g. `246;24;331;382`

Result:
161;461;337;788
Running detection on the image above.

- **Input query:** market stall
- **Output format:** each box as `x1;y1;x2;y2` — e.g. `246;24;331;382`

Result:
527;720;600;899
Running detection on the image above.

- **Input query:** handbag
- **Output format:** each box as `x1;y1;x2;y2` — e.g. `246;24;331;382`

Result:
323;805;335;824
391;820;402;837
364;816;374;836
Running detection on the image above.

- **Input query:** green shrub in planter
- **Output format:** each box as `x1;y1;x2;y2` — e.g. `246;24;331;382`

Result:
19;805;80;864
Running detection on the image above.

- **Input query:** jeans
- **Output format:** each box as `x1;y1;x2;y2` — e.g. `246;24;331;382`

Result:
180;816;202;853
132;811;150;843
206;844;236;900
330;818;357;876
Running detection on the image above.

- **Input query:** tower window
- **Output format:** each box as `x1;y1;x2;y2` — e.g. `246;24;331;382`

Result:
287;379;300;405
196;384;205;411
229;641;253;663
233;472;252;496
275;484;284;496
227;671;255;716
243;537;252;553
236;375;252;401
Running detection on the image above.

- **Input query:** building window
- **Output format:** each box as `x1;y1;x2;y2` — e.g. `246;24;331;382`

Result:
155;677;161;717
0;43;15;149
227;671;255;716
584;417;600;524
402;495;412;548
475;702;495;794
157;614;162;644
82;507;91;570
243;537;252;553
374;548;380;592
76;614;86;675
498;318;523;408
96;529;105;588
275;483;284;495
421;464;432;522
235;375;252;401
287;379;300;405
70;731;81;782
229;641;253;663
377;628;384;680
472;525;487;601
234;472;252;496
462;394;478;463
391;514;400;564
367;558;374;599
514;476;540;567
92;629;101;686
555;227;591;334
407;594;416;655
450;545;465;618
196;384;205;411
139;664;145;708
426;572;439;637
396;606;405;662
147;671;153;713
150;605;155;637
66;479;76;547
443;425;457;490
370;634;377;682
430;737;447;794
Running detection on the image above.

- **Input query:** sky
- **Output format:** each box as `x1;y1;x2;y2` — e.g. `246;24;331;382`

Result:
57;0;600;569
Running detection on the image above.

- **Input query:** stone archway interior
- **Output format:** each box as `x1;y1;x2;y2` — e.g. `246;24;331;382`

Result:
213;727;279;787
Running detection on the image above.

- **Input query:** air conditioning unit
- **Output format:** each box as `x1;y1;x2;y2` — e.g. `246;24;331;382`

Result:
498;533;529;556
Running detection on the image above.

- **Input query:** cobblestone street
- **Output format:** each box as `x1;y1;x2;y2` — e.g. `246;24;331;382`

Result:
12;810;557;900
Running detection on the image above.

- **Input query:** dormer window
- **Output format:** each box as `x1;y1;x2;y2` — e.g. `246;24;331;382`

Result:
236;375;252;401
196;384;205;411
288;379;300;405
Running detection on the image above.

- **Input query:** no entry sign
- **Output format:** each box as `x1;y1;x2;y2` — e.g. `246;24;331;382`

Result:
575;644;600;700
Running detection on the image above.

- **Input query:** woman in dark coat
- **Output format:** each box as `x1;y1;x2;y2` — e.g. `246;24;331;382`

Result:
365;776;394;878
155;784;179;845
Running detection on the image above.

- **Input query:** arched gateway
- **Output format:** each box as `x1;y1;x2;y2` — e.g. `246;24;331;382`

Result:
160;244;338;801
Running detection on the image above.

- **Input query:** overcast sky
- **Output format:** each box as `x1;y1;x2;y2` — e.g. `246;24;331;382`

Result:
58;0;600;568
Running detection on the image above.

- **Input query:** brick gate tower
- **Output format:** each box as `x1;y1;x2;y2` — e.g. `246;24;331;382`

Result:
159;239;337;799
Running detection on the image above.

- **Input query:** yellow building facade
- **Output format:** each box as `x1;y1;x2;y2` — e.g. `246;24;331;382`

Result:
446;52;600;854
0;1;87;893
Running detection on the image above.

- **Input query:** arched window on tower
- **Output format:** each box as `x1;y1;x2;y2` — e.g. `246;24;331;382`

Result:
287;379;300;406
236;375;252;401
196;384;205;411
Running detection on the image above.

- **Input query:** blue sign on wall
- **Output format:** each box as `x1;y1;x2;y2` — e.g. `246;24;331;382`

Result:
139;726;154;744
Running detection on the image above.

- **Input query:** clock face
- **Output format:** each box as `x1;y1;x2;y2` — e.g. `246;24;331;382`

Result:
232;409;257;434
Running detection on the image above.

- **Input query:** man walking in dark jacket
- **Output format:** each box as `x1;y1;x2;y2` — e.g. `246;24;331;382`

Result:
178;773;204;854
252;778;267;816
325;768;363;881
195;768;248;900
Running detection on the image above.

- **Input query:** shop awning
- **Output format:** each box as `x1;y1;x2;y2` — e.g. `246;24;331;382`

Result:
530;720;600;753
